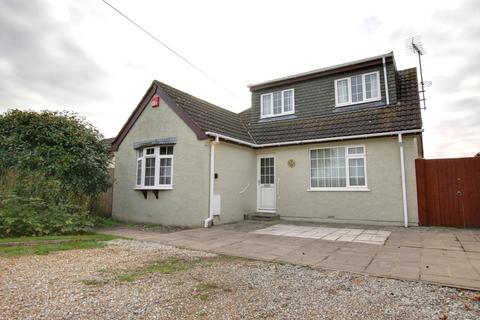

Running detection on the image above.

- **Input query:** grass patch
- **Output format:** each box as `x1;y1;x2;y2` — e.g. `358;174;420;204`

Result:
81;255;248;288
112;257;199;283
196;294;209;301
0;232;123;257
0;232;121;244
193;281;232;301
82;279;107;286
92;216;124;228
0;240;107;257
196;282;220;292
82;257;203;286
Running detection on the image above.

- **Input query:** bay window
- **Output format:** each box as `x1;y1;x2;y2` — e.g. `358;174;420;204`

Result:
310;145;367;190
135;145;174;189
335;71;380;107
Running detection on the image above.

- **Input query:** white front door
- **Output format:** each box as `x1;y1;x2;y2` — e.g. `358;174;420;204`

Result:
257;155;276;212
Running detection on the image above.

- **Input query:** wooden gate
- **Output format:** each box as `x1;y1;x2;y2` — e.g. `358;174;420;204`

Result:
415;157;480;227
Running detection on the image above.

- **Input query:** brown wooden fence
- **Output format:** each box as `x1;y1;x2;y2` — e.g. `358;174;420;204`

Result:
89;168;114;217
415;157;480;227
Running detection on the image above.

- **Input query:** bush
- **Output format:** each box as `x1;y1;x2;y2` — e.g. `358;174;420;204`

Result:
0;170;93;236
0;110;111;196
0;110;112;236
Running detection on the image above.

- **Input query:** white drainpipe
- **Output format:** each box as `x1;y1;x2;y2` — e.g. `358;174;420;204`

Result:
204;135;219;228
382;57;390;105
398;133;408;227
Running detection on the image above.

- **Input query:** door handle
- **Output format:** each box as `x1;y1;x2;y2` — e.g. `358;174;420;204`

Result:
456;191;463;196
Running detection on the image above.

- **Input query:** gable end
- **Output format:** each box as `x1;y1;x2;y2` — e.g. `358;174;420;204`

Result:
111;82;208;152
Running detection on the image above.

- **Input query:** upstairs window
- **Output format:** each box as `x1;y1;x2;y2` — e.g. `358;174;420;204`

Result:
136;145;174;189
261;89;294;118
335;71;381;107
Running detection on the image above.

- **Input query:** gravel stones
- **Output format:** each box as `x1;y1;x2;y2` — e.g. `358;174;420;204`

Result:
0;239;479;319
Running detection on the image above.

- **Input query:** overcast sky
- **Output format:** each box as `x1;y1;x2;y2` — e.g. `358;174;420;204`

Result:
0;0;479;158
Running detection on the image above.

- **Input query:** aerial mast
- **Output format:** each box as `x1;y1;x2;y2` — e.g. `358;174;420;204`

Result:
406;36;430;110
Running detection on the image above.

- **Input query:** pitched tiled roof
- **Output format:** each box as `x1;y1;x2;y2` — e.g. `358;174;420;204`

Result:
114;67;422;150
154;81;255;143
102;137;115;151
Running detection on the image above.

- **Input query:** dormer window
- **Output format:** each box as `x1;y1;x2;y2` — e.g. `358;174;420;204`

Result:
335;71;381;107
261;89;294;118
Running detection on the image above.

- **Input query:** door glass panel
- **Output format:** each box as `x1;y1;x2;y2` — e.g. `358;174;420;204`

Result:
260;157;275;184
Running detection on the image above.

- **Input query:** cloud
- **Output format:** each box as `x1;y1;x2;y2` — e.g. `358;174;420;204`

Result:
0;0;108;109
362;17;383;33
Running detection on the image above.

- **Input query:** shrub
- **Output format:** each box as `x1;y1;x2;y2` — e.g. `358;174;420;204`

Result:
0;110;111;236
0;170;93;236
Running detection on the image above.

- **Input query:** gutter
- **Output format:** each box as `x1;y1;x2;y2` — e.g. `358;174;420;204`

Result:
205;129;423;149
205;132;258;148
204;135;219;228
398;133;409;227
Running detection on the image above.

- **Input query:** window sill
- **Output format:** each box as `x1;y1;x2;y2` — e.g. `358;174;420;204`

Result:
260;111;295;119
335;97;381;108
307;188;370;192
134;186;173;191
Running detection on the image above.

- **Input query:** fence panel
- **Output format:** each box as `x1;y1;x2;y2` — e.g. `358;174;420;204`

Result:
415;157;480;227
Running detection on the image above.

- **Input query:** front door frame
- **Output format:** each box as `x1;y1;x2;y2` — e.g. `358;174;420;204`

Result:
256;154;277;213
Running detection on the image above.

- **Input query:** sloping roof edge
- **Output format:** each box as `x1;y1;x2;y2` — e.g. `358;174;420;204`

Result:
248;52;395;91
111;81;207;152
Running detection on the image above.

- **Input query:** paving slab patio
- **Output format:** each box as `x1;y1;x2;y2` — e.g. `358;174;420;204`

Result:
101;223;480;291
252;224;391;245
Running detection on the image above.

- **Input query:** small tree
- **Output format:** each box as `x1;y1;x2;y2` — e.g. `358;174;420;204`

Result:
0;110;112;236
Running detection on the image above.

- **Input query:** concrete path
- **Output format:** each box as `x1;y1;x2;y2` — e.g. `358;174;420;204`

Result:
101;225;480;291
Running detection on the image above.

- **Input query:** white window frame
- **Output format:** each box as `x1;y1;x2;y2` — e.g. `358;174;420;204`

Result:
135;145;174;190
260;89;295;119
308;145;369;191
334;71;381;107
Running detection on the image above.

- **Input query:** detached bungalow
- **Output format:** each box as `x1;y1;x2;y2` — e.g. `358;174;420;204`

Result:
111;52;423;228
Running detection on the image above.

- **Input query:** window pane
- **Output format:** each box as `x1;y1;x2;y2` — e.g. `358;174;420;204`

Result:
348;146;364;155
146;148;155;155
351;75;363;103
336;80;348;104
262;94;272;116
348;158;365;186
159;146;174;155
365;73;379;99
310;147;346;188
144;157;156;186
136;159;142;185
159;158;172;185
283;90;293;112
272;91;282;115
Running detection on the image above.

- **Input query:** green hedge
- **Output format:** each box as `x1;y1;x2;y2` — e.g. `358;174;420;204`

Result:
0;110;112;237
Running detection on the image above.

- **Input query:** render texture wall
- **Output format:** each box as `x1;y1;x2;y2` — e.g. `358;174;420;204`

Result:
212;142;257;224
112;98;210;227
256;135;420;225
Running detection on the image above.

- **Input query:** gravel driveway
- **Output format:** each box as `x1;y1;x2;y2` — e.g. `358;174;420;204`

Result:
1;239;479;320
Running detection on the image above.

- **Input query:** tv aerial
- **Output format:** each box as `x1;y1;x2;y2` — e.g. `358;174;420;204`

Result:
406;35;431;110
